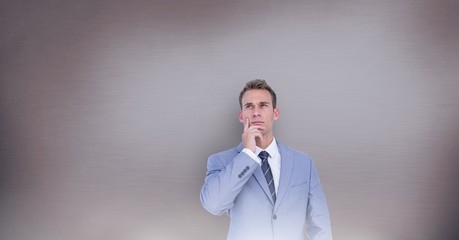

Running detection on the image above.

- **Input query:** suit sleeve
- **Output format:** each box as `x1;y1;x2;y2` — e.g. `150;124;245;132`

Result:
200;151;258;216
306;160;333;240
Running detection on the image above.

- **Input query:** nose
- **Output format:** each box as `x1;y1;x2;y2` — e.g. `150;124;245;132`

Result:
252;107;261;117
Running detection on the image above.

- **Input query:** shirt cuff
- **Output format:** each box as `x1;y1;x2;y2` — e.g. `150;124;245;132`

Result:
242;148;261;165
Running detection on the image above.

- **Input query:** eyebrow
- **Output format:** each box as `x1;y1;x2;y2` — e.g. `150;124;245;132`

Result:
244;102;270;107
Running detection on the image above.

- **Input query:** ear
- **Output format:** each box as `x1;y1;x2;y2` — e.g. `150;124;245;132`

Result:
273;108;280;120
238;111;244;123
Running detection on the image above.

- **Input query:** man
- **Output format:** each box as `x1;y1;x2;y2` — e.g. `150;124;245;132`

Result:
200;79;333;240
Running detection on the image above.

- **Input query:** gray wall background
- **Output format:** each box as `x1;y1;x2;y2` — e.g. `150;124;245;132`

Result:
1;0;458;239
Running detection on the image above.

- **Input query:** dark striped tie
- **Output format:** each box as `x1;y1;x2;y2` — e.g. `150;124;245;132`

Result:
259;151;276;203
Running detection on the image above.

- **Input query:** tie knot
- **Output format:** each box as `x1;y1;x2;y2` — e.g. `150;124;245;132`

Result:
258;151;270;162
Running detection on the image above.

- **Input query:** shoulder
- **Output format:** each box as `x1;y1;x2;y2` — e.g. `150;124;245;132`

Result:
209;144;241;158
278;142;312;159
278;142;314;168
207;144;242;164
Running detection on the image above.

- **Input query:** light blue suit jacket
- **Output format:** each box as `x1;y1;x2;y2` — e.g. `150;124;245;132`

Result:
200;141;333;240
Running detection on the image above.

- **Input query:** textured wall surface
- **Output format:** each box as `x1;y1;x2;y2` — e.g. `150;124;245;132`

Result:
1;0;458;239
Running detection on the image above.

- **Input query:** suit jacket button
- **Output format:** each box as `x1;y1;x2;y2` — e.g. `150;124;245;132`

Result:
273;214;277;220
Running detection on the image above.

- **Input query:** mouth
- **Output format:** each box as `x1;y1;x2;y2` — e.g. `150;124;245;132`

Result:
251;121;264;125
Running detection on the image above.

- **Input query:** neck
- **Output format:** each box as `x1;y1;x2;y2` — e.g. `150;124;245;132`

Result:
257;135;274;149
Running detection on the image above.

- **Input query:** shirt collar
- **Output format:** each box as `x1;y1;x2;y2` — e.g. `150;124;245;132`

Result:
255;137;279;158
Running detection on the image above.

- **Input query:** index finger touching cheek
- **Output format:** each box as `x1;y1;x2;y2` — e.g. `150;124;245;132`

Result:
244;117;250;131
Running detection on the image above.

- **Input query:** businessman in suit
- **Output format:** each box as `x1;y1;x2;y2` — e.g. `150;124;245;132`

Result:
200;79;332;240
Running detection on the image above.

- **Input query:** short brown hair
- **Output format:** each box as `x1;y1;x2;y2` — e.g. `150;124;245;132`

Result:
239;79;277;109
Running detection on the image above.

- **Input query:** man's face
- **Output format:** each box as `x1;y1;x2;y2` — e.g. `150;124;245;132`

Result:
238;89;280;137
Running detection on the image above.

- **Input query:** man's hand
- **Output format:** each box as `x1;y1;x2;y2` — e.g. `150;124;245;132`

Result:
242;118;264;153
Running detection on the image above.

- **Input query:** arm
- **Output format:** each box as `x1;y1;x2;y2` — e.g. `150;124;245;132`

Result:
306;160;333;240
200;151;258;215
200;152;258;215
200;118;263;215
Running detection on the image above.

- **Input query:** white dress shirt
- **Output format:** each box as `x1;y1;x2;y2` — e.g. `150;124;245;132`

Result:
242;138;281;193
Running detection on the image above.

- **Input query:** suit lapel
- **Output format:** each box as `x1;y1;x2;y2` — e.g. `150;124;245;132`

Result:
237;142;294;206
253;165;275;204
236;143;275;205
275;142;293;211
